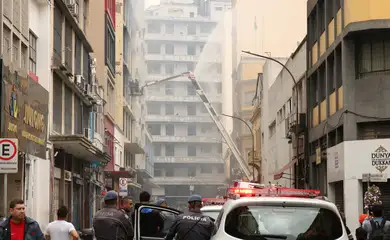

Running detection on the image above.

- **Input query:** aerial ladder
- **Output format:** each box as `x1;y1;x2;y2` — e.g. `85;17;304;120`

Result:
130;72;252;180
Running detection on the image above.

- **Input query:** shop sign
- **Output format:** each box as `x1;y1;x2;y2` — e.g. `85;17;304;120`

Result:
2;64;48;159
371;145;390;173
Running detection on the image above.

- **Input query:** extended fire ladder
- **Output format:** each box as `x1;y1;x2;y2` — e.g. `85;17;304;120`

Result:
131;72;251;179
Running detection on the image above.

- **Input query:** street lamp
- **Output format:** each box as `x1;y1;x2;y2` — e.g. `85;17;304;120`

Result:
241;50;301;187
220;113;256;182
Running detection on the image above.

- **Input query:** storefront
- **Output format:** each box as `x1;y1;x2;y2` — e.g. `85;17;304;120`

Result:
0;62;49;222
327;139;390;233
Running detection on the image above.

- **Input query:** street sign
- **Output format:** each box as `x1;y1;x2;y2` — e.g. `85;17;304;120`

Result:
0;138;18;173
119;178;128;197
362;173;388;182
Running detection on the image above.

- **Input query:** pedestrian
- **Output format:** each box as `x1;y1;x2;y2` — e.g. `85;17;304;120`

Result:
45;206;78;240
93;190;133;240
355;213;368;240
155;199;167;207
132;191;164;237
362;204;390;239
165;194;215;240
155;199;175;235
0;199;45;240
120;196;133;218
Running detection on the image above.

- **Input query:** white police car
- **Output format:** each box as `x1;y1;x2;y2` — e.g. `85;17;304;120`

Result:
201;205;223;221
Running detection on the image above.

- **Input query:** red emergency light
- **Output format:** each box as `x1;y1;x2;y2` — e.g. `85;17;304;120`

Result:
202;198;226;206
226;186;320;199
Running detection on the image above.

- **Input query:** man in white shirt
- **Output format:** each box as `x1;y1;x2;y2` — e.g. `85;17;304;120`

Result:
45;206;79;240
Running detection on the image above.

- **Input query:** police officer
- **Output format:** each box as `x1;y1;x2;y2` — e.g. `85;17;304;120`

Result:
93;191;133;240
165;195;214;240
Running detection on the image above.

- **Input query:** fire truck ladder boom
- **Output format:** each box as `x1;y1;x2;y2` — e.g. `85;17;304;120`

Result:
139;72;251;179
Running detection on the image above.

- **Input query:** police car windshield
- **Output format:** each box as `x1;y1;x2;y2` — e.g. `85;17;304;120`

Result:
201;210;219;220
224;205;343;239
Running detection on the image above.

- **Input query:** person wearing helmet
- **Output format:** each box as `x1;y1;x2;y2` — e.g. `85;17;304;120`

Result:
93;191;133;240
165;195;215;240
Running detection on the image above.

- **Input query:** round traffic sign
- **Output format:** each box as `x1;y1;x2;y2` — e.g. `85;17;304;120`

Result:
0;139;17;161
119;178;127;187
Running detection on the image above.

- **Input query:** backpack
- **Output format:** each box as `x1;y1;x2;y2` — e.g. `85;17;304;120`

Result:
369;218;387;240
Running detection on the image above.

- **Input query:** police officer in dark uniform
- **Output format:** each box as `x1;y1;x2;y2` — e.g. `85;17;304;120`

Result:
165;194;214;240
93;191;133;240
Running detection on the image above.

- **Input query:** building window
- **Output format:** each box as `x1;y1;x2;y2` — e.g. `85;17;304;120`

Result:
83;0;88;33
187;63;195;72
148;42;161;54
165;104;174;115
3;26;11;60
201;145;211;153
53;4;63;61
165;83;174;95
21;43;28;71
148;22;160;33
74;96;82;134
358;38;390;77
200;25;212;33
188;125;196;136
165;63;174;74
166;124;174;136
154;144;161;156
83;47;90;80
147;62;161;74
64;86;73;134
12;35;19;67
149;124;161;135
243;91;255;105
188;145;196;156
75;36;82;75
201;166;212;173
189;12;194;18
165;44;174;55
187;24;196;35
187;84;196;96
65;21;73;71
215;7;223;11
187;104;196;115
147;102;161;115
165;23;174;34
105;14;115;74
53;75;63;133
187;45;196;55
166;144;174;156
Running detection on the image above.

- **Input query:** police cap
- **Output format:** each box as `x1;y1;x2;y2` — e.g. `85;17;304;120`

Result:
104;190;118;201
188;194;202;203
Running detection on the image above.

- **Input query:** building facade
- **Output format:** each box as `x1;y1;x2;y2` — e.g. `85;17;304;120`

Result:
306;0;390;232
144;0;229;207
49;0;108;229
231;56;263;181
259;41;307;187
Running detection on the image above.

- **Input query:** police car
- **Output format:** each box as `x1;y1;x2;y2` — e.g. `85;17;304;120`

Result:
209;182;350;240
201;205;223;221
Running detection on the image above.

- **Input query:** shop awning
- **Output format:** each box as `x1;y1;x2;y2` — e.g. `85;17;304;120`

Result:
273;158;298;180
49;134;110;163
104;170;136;178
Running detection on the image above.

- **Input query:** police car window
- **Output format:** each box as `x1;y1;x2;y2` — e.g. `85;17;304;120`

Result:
139;208;179;239
224;205;342;240
213;209;224;235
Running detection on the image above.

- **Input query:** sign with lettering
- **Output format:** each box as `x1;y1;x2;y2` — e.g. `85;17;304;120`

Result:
2;63;49;159
371;145;390;173
0;138;18;173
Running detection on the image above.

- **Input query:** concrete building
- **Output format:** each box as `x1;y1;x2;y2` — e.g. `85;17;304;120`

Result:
144;0;230;206
259;40;306;187
231;56;263;181
0;0;51;229
49;0;108;229
306;0;390;231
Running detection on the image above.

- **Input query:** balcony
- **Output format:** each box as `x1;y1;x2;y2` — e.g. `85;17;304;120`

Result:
145;54;198;62
151;176;226;185
124;123;144;154
152;135;222;143
155;156;224;164
145;33;210;42
146;94;222;103
135;154;153;178
145;115;213;123
147;74;222;83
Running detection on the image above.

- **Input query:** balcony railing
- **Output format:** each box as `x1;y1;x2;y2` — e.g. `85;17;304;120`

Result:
145;33;210;42
145;15;216;23
146;94;222;103
151;176;226;185
145;54;198;62
155;156;224;164
152;135;222;143
145;115;213;123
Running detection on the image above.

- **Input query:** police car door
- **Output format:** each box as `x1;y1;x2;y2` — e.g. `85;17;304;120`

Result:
135;204;181;240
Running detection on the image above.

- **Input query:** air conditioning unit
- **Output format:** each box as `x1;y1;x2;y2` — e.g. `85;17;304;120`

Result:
64;170;72;181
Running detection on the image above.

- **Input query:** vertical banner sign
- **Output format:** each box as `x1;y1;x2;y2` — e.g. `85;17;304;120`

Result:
0;138;18;173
